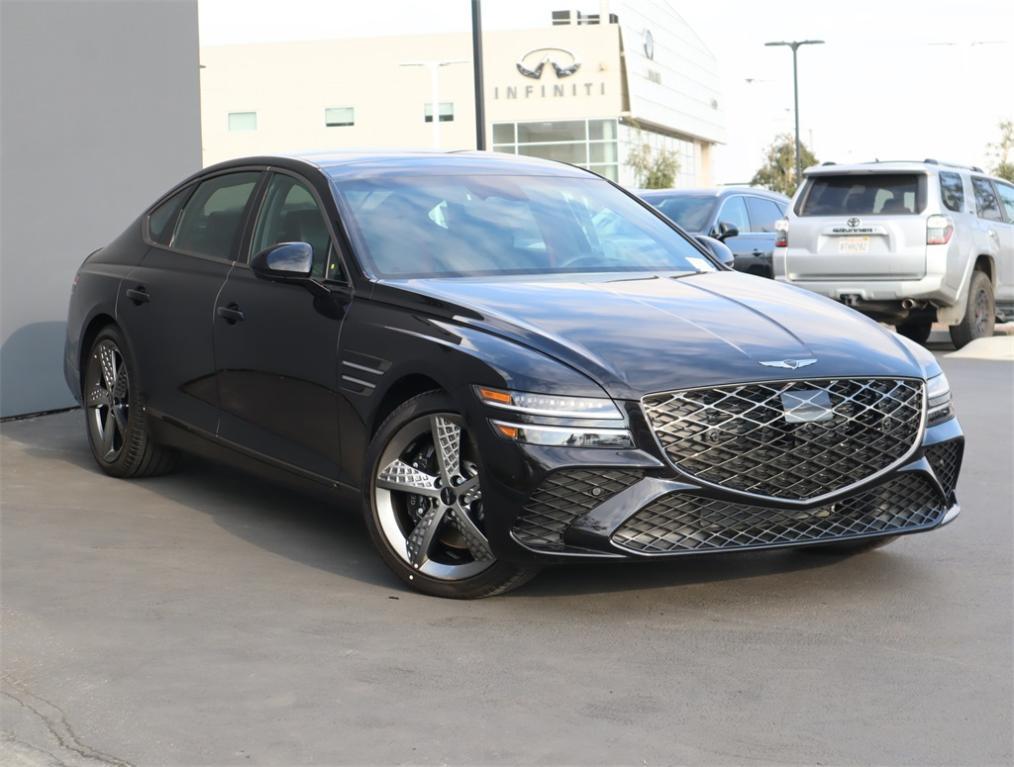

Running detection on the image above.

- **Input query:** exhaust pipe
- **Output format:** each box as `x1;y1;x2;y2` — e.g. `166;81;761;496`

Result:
901;299;917;310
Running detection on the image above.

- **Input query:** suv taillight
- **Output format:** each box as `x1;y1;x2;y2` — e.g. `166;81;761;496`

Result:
774;218;789;248
926;214;953;245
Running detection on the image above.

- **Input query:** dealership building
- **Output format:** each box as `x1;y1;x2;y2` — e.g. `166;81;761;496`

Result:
200;3;725;187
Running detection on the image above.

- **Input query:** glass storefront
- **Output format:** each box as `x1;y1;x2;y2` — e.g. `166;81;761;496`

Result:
492;118;619;181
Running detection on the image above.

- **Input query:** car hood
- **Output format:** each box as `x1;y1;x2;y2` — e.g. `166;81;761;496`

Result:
382;271;925;400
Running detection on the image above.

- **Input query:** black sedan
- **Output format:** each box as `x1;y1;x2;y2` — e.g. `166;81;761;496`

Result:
65;152;963;598
639;187;790;277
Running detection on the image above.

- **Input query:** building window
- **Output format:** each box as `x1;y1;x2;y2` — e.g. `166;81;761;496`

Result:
491;118;619;182
228;112;257;132
424;103;454;123
325;107;355;127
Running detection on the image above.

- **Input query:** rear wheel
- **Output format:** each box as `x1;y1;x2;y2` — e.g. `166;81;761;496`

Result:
949;270;994;348
896;319;933;346
363;391;538;598
83;326;177;478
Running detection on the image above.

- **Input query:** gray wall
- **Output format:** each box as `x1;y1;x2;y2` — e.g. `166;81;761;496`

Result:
1;0;202;417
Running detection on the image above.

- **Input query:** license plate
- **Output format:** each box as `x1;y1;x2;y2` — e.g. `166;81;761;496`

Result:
838;236;870;254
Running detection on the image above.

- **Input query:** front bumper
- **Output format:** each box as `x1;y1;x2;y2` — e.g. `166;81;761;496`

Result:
477;404;964;565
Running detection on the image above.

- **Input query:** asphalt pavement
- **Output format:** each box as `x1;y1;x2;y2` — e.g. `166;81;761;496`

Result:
2;352;1012;766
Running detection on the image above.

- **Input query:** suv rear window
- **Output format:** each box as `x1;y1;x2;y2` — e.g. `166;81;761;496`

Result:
797;173;926;216
938;171;965;212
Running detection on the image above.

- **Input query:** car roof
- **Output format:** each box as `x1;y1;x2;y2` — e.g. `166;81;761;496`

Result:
803;160;990;177
638;186;790;202
203;150;595;180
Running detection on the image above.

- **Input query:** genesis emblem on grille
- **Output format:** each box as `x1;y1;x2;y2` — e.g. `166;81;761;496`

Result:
759;358;817;370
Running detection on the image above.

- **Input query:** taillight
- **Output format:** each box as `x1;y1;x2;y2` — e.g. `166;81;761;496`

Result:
926;214;953;245
774;218;789;248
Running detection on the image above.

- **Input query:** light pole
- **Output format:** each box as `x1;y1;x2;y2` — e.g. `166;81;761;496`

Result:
764;39;824;184
471;0;486;150
400;60;468;149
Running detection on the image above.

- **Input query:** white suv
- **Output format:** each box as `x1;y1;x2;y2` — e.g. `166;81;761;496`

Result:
773;160;1014;347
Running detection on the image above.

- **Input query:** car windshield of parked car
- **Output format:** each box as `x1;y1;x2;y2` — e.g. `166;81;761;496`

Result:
333;174;716;278
644;194;716;233
798;173;926;216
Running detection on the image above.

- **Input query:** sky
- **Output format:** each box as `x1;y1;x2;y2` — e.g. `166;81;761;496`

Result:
198;0;1014;183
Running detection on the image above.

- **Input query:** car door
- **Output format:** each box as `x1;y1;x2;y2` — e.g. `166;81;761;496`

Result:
213;170;350;481
714;195;769;274
744;196;785;276
991;180;1014;307
119;170;262;433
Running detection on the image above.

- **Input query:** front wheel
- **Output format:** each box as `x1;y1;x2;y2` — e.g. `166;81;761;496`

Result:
362;391;538;598
949;270;994;348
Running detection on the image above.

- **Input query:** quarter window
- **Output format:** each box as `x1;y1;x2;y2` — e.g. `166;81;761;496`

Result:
939;171;965;213
148;186;192;246
745;197;784;233
325;107;355;127
716;196;750;234
993;182;1014;222
972;177;1003;222
250;174;334;279
172;172;261;260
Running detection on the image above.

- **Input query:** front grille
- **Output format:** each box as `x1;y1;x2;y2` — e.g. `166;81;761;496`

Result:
512;469;643;551
612;473;944;554
642;378;924;501
925;440;963;497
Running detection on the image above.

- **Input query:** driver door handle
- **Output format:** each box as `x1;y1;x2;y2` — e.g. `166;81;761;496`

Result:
216;303;245;324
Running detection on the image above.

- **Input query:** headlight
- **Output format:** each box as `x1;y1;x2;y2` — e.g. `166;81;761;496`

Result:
476;386;633;448
926;372;953;424
474;386;623;419
491;420;633;448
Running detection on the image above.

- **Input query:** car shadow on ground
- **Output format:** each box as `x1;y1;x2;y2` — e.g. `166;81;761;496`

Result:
7;411;904;598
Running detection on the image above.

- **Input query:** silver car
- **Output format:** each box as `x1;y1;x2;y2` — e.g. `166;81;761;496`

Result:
773;160;1014;347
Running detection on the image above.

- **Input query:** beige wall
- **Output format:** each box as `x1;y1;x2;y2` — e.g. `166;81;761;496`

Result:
201;25;625;166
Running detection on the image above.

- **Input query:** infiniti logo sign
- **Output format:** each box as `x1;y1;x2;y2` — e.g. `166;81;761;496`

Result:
516;47;581;79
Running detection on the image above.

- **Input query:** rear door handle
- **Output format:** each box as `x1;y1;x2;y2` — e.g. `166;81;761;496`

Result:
216;303;245;324
125;286;150;304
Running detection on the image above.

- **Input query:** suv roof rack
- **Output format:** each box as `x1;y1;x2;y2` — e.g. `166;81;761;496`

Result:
852;158;985;173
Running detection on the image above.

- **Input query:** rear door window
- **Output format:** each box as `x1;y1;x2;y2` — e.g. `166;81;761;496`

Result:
798;173;926;216
938;171;965;213
745;197;784;232
172;172;262;260
716;196;751;233
972;177;1003;222
995;182;1014;222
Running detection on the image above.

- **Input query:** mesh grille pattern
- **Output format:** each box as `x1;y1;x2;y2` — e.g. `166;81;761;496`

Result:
925;440;962;497
612;473;944;554
513;469;643;550
642;378;923;501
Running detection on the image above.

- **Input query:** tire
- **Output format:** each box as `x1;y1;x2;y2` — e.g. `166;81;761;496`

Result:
798;535;898;556
949;270;995;349
896;319;933;346
362;390;539;598
82;326;177;478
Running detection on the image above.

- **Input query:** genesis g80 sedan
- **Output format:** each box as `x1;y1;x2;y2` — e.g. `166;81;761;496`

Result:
65;151;964;598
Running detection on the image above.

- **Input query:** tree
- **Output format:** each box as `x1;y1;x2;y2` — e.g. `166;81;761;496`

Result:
750;133;818;196
988;120;1014;182
626;132;680;189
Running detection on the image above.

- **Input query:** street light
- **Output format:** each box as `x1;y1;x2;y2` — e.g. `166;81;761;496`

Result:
400;59;469;149
764;39;824;185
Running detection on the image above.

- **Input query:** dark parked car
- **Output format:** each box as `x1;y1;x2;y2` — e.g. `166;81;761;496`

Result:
66;152;963;598
639;187;790;277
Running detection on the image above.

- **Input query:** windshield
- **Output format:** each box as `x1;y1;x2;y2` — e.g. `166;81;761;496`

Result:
798;173;927;216
332;174;715;278
643;195;716;232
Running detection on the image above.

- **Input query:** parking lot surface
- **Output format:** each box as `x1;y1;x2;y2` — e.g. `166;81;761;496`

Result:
2;354;1012;766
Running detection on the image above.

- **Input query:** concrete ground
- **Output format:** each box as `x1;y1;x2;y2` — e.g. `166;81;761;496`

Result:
2;356;1012;766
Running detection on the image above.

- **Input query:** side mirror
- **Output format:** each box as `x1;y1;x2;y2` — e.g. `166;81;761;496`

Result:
250;242;313;280
715;221;740;241
694;235;736;269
